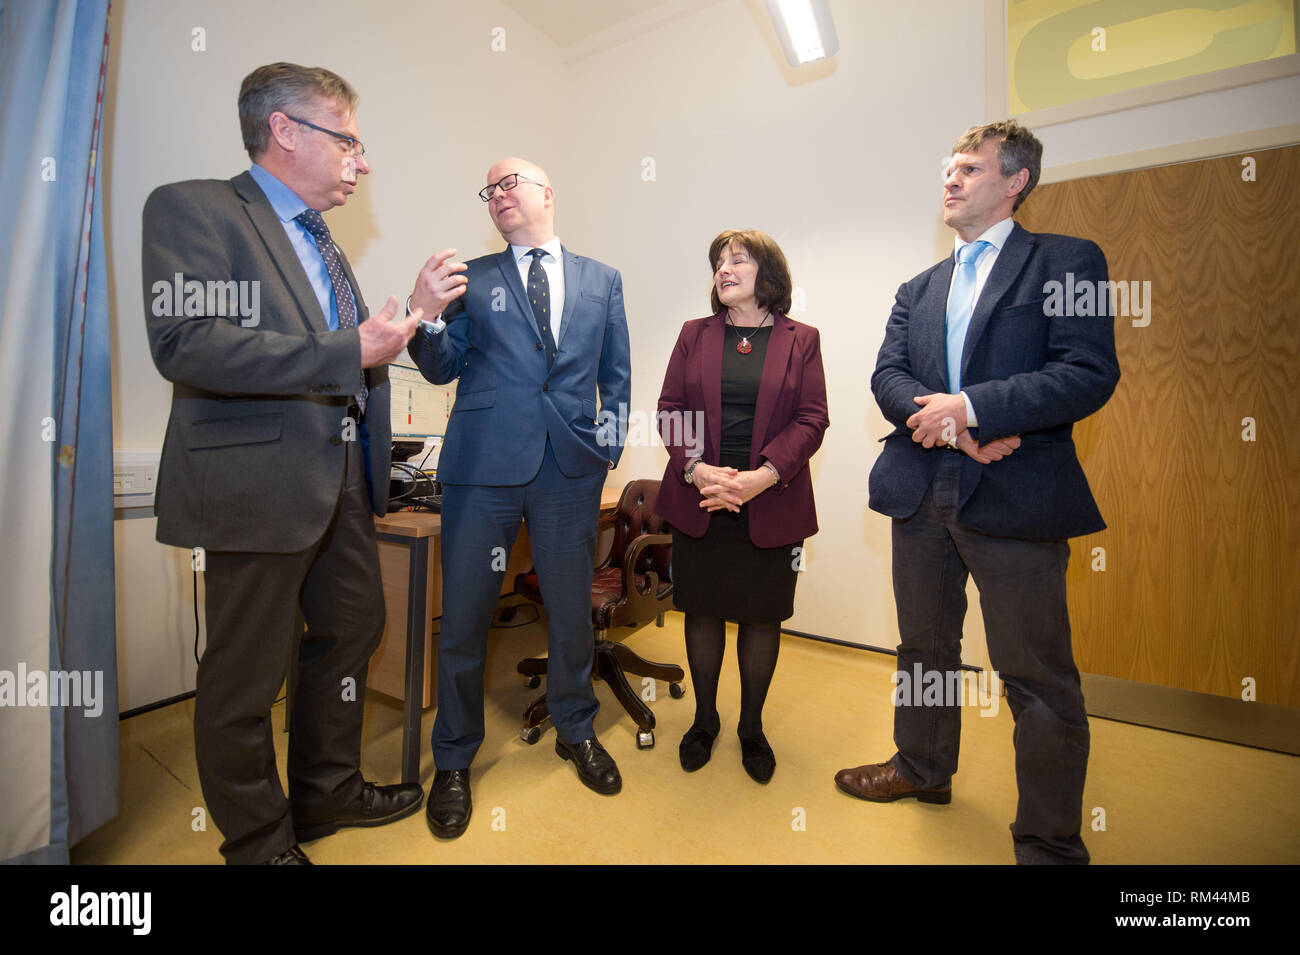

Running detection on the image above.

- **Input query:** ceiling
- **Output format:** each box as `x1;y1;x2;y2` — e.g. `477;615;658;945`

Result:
499;0;694;49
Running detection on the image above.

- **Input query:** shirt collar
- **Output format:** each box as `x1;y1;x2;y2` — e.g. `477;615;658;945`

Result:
954;216;1014;257
249;163;309;223
511;236;563;265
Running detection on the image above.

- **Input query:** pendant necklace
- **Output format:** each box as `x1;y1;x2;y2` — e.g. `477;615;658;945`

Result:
727;311;770;355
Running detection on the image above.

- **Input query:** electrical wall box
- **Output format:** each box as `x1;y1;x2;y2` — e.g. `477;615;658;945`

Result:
113;450;160;509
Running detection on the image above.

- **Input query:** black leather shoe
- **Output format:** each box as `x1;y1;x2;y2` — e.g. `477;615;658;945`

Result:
739;733;776;784
679;717;720;772
293;781;424;842
426;768;472;839
262;844;312;865
555;736;622;795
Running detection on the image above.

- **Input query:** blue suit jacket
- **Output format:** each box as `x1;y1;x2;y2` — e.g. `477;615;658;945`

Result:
869;223;1120;540
409;246;631;484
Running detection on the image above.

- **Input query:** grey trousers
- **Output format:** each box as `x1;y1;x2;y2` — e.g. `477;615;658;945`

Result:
195;437;384;864
889;452;1090;865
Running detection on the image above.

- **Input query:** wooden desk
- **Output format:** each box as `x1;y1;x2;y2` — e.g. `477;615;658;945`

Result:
371;485;624;784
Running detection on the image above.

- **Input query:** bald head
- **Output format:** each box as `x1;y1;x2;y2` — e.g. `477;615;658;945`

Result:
487;157;551;189
484;157;555;247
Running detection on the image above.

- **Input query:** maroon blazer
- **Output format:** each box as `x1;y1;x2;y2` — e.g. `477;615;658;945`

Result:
655;312;829;547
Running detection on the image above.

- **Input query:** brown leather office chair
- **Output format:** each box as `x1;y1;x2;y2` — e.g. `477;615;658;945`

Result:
514;479;685;749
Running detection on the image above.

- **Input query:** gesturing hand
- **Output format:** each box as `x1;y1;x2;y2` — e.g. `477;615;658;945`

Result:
411;248;468;320
359;296;422;369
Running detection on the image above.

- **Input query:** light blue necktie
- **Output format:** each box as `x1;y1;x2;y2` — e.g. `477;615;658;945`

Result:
945;239;991;393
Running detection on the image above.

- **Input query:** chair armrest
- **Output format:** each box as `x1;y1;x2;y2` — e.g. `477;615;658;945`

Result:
622;533;671;597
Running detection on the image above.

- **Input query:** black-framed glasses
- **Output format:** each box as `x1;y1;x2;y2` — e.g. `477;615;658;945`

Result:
479;172;544;202
285;115;365;157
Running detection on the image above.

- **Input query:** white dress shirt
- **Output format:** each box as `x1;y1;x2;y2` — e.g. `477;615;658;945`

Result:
508;236;565;342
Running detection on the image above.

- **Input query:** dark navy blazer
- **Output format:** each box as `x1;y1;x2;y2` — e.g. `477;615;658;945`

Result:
869;223;1120;541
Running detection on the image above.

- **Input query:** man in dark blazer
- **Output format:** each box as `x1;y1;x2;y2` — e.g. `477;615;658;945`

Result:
143;63;461;864
408;158;631;838
834;120;1120;864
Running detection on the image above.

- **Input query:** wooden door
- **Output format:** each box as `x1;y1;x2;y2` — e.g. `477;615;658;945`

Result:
1016;144;1300;707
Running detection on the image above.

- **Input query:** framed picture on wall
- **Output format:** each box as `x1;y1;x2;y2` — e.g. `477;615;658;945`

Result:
985;0;1300;127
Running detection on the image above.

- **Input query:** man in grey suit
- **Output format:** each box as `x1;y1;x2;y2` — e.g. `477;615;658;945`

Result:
142;63;466;864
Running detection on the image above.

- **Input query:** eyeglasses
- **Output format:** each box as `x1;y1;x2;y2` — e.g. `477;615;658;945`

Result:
286;115;365;157
479;172;544;202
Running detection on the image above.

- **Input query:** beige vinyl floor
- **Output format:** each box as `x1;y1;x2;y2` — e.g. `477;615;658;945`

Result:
74;604;1300;865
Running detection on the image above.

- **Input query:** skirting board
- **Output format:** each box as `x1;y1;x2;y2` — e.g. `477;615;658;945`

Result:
784;629;1298;756
1079;673;1300;757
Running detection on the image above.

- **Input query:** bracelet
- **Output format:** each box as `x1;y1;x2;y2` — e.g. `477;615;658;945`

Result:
684;459;701;485
762;461;780;486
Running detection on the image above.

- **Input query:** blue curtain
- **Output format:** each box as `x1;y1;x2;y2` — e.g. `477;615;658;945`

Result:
0;0;116;865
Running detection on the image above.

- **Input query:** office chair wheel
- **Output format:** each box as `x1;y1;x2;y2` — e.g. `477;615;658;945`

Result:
636;730;655;750
524;675;541;689
668;682;685;699
521;726;543;745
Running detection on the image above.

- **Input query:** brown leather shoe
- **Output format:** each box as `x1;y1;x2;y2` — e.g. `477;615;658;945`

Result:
834;761;951;804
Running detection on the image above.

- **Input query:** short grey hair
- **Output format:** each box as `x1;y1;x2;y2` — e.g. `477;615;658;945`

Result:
952;119;1043;210
238;62;358;160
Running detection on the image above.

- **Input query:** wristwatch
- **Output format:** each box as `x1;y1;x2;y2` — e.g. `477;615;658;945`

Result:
684;459;701;485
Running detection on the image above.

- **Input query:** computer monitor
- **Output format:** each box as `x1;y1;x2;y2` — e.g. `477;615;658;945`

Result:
388;360;454;441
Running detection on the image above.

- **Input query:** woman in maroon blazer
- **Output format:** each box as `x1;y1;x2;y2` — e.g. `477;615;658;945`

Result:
655;229;829;782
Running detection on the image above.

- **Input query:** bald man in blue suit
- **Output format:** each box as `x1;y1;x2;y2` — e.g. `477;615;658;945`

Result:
408;158;631;839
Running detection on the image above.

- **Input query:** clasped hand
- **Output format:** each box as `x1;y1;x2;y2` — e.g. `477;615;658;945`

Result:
694;463;771;513
907;392;1021;464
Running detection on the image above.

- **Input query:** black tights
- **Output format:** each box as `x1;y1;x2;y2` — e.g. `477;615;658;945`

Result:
683;614;781;738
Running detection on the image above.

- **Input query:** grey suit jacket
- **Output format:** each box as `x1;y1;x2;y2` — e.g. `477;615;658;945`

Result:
142;171;391;553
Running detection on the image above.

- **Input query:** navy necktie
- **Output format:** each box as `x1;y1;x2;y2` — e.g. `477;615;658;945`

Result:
945;239;991;393
297;209;368;413
527;248;557;367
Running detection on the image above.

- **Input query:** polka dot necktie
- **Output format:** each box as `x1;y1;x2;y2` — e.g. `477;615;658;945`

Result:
527;248;557;367
945;239;991;394
296;209;368;413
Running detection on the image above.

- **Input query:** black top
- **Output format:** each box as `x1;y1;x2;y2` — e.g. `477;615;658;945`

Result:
719;324;772;462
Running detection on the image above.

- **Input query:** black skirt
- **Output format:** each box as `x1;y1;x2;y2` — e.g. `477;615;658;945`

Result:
671;505;802;623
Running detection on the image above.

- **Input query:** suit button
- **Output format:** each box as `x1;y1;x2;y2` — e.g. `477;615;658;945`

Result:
542;384;549;392
330;436;342;445
535;342;543;351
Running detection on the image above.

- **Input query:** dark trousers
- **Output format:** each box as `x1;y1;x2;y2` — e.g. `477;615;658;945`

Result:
433;441;604;769
890;453;1090;864
195;437;384;864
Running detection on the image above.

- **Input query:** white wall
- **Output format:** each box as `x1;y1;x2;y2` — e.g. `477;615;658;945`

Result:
105;0;1300;708
105;0;573;708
